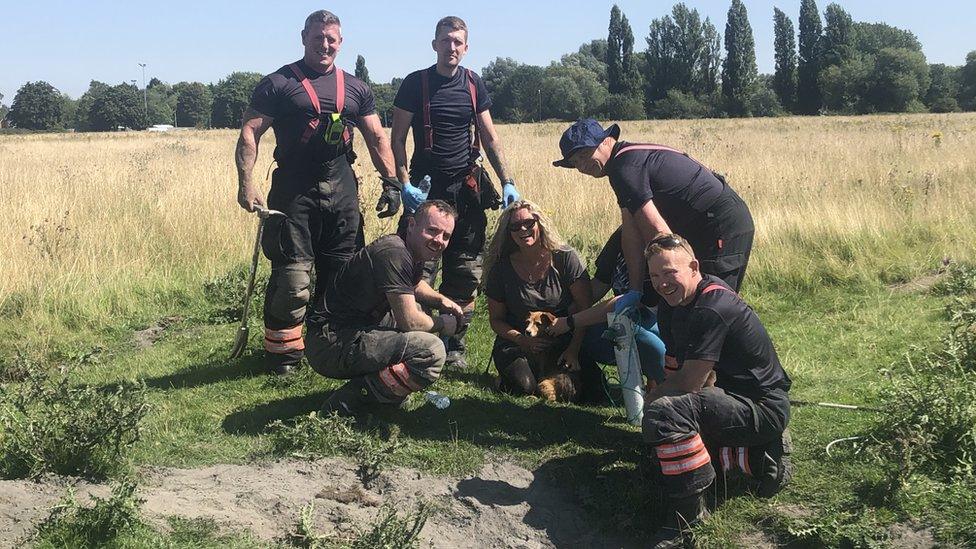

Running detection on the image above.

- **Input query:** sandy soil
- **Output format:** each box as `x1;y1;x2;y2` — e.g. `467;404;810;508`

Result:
0;458;635;548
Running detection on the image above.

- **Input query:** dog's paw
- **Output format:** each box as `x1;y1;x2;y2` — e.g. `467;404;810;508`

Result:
537;378;558;402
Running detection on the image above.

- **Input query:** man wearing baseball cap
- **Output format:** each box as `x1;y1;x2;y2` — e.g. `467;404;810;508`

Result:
553;119;755;314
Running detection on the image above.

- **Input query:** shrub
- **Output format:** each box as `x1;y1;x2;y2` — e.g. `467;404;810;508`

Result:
32;480;142;548
870;266;976;481
202;263;268;324
0;363;148;479
269;412;400;488
290;501;433;549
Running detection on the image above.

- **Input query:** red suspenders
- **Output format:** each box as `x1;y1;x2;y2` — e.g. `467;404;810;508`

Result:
288;62;349;146
700;283;732;296
420;68;481;155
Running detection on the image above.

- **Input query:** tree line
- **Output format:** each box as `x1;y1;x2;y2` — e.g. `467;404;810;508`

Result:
4;1;976;131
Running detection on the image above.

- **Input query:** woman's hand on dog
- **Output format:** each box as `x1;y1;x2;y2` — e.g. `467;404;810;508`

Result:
558;348;581;372
546;317;571;337
516;334;554;354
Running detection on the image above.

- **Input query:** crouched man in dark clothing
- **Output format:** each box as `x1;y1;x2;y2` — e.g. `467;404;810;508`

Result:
306;201;465;415
642;234;792;548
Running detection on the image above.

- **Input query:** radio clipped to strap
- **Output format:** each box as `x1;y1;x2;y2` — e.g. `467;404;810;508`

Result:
288;63;350;147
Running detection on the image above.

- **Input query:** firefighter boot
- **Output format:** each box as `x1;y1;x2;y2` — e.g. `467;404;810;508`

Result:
321;377;371;418
757;428;793;498
651;492;709;549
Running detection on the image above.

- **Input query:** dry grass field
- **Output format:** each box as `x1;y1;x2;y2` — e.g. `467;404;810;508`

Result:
2;113;976;546
2;113;975;341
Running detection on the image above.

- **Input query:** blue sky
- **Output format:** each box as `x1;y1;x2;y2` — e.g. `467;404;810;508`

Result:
2;0;973;101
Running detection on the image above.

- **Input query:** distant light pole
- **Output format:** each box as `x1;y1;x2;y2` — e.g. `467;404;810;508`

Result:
538;89;542;122
138;63;148;126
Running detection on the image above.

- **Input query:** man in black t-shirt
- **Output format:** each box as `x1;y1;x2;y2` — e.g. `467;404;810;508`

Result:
306;201;465;416
390;16;520;369
640;234;791;548
235;10;402;375
552;119;755;318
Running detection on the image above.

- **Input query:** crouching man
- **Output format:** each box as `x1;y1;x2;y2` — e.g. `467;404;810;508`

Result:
306;200;464;416
642;234;792;548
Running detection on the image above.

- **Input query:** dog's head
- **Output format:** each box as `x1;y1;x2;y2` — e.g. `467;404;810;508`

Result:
525;311;557;337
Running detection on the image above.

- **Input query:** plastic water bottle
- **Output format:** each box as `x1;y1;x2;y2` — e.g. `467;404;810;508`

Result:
418;175;432;194
424;390;450;409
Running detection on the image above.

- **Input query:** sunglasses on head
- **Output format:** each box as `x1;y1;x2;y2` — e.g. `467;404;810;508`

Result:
650;234;685;248
508;218;538;233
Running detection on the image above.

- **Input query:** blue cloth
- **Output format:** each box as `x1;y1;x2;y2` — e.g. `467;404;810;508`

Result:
613;289;643;314
581;307;666;383
502;182;520;207
402;181;428;213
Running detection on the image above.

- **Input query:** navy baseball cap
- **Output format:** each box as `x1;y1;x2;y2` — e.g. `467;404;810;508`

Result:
552;119;620;168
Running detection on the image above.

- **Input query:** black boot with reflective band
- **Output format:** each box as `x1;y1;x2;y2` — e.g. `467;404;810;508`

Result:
757;428;793;498
651;493;709;549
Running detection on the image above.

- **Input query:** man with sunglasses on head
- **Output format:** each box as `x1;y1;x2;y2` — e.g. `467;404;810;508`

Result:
641;234;791;548
235;10;402;375
390;15;520;370
552;119;754;315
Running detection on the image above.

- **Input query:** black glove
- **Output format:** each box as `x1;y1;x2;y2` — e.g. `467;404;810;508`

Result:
375;176;402;218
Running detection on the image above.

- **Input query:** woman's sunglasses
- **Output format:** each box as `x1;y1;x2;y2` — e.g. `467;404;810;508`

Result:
508;218;538;233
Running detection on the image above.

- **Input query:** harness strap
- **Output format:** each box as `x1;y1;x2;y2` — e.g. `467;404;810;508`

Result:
420;68;481;155
421;69;433;153
615;143;699;163
466;68;481;154
701;283;733;295
288;63;349;146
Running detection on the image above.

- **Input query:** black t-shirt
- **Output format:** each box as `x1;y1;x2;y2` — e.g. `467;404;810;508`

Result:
483;248;589;332
310;235;422;329
593;227;657;306
606;141;727;246
657;274;791;399
393;65;491;179
250;60;376;165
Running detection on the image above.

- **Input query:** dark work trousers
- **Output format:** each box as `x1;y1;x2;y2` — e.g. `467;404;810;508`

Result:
642;387;790;499
305;316;445;404
397;169;488;351
691;186;755;292
261;157;365;368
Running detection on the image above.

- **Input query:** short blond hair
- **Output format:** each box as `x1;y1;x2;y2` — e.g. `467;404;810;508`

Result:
644;233;697;261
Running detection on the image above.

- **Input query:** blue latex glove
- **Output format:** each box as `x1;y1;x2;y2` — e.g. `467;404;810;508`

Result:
613;289;643;314
502;180;520;207
402;181;428;213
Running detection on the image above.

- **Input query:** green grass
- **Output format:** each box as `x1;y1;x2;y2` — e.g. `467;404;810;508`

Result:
2;258;970;547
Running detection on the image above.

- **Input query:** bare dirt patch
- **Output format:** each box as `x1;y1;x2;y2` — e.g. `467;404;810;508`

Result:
887;522;938;549
132;316;182;349
0;458;634;548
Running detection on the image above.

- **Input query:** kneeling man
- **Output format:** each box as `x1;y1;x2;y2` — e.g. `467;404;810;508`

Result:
306;200;464;415
642;234;792;548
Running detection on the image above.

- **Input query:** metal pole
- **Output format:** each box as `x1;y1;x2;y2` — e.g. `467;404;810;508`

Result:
538;89;542;122
138;63;147;126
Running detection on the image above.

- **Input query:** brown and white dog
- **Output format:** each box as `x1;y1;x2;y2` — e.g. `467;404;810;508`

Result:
524;311;582;403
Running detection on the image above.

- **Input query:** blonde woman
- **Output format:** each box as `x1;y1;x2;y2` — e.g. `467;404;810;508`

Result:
483;201;604;402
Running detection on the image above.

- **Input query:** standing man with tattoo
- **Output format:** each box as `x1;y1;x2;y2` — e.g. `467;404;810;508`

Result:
236;10;403;374
391;15;520;369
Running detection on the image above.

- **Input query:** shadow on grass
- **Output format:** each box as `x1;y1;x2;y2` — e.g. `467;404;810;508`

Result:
222;392;634;452
141;350;266;391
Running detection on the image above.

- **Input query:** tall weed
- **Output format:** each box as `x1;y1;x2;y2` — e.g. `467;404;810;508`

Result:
0;362;148;479
269;412;400;488
32;480;142;548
